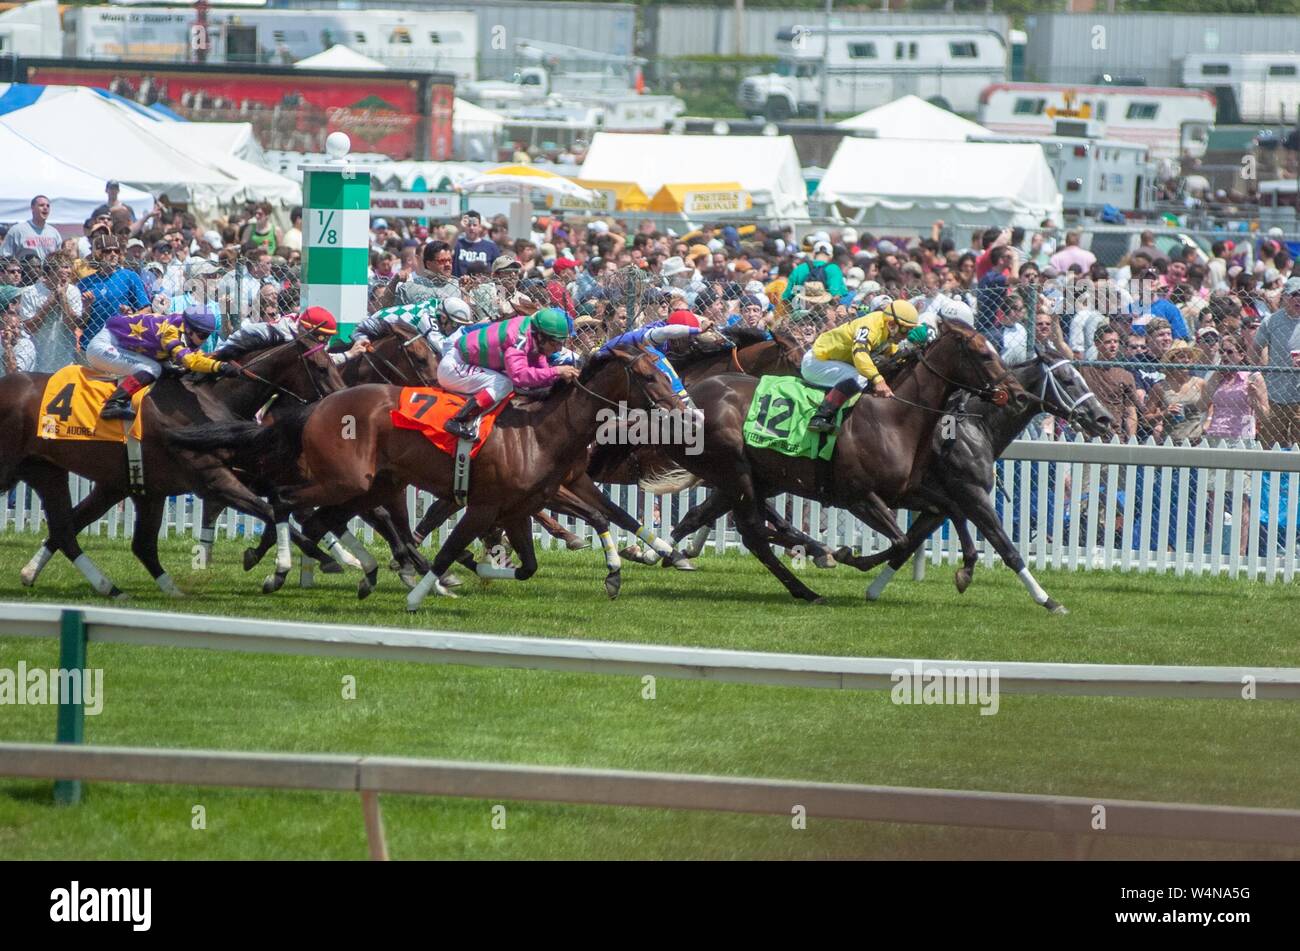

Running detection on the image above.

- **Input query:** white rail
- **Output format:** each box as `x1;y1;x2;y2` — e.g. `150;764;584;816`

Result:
4;742;1299;857
2;603;1298;700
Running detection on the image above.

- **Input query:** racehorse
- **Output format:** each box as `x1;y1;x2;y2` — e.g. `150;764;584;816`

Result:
168;347;689;611
6;335;344;597
652;319;1025;603
838;345;1114;613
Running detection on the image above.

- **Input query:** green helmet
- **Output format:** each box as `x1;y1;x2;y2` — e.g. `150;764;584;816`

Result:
532;307;572;341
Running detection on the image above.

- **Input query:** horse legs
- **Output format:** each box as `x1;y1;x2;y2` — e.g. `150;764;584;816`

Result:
558;478;694;571
670;490;729;557
21;463;125;599
864;512;944;601
733;499;826;604
955;483;1066;614
407;503;503;612
25;480;123;587
128;493;184;597
536;509;589;551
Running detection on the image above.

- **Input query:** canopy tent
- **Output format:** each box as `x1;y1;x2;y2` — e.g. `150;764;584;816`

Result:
579;132;808;220
458;165;595;201
148;120;266;166
836;95;988;141
815;137;1062;230
0;85;301;222
0;123;153;226
573;180;650;211
648;182;751;214
294;44;387;71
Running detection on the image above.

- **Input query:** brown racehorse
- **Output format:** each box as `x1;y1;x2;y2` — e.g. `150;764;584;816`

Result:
168;347;689;611
215;321;444;592
405;326;806;591
5;335;344;597
652;319;1026;602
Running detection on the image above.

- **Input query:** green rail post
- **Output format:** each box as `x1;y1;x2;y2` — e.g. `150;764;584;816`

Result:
53;608;87;806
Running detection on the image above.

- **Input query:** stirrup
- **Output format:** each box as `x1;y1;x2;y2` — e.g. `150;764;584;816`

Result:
445;417;480;441
100;400;136;422
807;413;836;433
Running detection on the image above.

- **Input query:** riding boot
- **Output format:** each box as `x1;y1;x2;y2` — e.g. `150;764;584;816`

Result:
808;379;861;433
99;371;157;421
444;390;498;441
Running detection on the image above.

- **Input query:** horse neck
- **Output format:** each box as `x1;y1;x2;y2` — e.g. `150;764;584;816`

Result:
978;363;1050;453
550;360;631;448
221;344;310;415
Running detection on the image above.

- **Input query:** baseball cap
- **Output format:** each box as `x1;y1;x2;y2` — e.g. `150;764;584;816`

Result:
552;257;577;274
1196;326;1220;341
491;253;521;273
201;230;224;249
812;240;833;257
371;218;389;230
1284;276;1300;296
877;239;899;255
588;220;610;234
92;234;121;251
126;238;144;250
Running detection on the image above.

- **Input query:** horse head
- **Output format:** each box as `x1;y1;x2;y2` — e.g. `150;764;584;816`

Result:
598;345;693;419
926;318;1025;408
1018;343;1114;438
227;333;346;406
385;322;439;385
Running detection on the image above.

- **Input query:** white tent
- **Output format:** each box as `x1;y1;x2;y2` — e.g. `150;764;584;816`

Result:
0;88;243;215
815;137;1062;229
149;120;266;166
0;87;301;221
580;132;809;220
294;45;388;71
836;95;988;141
0;123;153;225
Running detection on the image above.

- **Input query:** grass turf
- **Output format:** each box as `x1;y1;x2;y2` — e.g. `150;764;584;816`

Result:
0;531;1298;859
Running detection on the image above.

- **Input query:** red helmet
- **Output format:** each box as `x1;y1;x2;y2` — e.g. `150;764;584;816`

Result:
666;310;699;329
298;306;338;336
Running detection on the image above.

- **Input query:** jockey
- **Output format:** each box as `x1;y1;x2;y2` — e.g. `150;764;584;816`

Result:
802;298;921;433
350;296;474;358
216;306;360;366
90;307;231;421
598;309;706;407
438;306;580;440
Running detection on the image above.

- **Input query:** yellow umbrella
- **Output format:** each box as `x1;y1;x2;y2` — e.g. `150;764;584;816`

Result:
458;164;596;201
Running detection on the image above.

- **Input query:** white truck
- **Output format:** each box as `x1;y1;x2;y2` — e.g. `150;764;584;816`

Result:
738;24;1007;120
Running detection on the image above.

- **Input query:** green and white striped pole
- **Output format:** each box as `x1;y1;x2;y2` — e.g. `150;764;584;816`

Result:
301;132;372;341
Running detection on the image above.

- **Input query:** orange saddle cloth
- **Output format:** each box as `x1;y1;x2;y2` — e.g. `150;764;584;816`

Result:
390;387;506;458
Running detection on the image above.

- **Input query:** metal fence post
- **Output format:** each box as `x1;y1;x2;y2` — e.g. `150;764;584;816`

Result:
53;609;87;806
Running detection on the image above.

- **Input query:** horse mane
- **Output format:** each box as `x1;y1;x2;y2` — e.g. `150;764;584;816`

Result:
218;332;300;362
721;325;770;348
578;347;625;384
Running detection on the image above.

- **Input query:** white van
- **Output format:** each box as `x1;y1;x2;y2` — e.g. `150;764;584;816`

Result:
739;25;1006;120
1182;52;1300;125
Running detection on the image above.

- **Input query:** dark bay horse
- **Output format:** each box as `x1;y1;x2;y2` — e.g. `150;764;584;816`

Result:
169;348;689;611
840;346;1113;613
652;319;1025;602
6;335;344;597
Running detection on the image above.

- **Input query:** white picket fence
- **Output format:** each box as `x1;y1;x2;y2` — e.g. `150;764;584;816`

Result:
4;438;1299;583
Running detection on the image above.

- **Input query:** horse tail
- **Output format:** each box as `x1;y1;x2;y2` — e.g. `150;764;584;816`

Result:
637;466;701;495
166;405;310;476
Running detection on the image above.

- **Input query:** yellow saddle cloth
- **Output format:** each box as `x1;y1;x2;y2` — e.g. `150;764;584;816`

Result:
37;365;148;442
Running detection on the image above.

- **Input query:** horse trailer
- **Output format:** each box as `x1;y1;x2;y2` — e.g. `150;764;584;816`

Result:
1182;52;1300;125
738;25;1006;120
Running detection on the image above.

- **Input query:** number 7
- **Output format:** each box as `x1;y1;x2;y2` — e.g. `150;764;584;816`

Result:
410;392;438;418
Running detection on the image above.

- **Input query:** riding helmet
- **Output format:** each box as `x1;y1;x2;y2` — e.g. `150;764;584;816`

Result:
440;297;475;325
298;306;339;336
532;307;573;340
666;311;700;329
180;306;217;338
882;299;919;327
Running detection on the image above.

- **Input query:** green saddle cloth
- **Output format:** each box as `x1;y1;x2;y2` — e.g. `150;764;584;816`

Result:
742;375;859;461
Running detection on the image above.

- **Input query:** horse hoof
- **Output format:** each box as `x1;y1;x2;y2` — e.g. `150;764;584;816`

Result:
605;570;622;600
398;570;420;589
833;546;855;563
1046;600;1068;615
954;569;972;594
20;566;39;587
243;547;261;572
813;552;837;569
389;558;402;572
262;573;286;594
666;550;696;571
566;536;591;551
357;568;379;600
440;572;463;589
319;560;344;574
110;587;129;602
808;596;829;606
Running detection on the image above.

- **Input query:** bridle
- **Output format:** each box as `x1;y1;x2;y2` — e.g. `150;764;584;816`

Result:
1023;355;1104;427
573;351;686;419
914;331;1015;407
360;329;436;386
224;332;334;405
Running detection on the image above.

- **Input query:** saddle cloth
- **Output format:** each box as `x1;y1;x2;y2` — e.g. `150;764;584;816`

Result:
390;386;506;459
741;375;858;462
37;365;147;442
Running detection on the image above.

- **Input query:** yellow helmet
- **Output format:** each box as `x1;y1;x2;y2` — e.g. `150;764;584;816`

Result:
882;299;919;327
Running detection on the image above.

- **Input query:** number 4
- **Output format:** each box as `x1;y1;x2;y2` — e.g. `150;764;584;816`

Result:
45;383;75;422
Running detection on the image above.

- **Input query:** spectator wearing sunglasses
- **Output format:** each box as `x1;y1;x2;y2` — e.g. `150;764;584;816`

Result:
77;234;149;339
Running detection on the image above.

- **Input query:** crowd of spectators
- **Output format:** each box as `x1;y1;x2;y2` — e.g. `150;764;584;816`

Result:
4;182;1300;447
